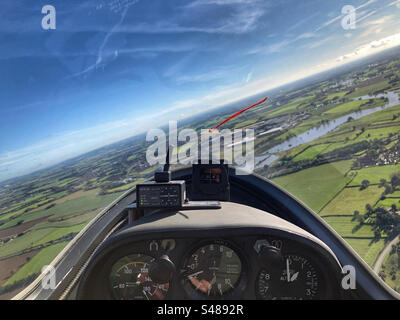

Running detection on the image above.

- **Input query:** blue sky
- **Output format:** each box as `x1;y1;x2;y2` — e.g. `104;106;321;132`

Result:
1;0;400;182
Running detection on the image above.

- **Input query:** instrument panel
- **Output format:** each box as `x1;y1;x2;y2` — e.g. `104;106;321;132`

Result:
79;234;342;300
76;202;343;300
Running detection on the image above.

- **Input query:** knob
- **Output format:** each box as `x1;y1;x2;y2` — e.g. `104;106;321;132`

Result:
148;255;176;283
259;245;283;268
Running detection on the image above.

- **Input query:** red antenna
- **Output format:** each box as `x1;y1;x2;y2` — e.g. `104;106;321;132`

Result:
209;96;268;132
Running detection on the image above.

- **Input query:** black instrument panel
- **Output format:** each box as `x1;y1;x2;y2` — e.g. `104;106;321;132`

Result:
77;232;343;300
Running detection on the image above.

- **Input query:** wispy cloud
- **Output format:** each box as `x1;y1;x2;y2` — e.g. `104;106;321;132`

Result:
315;13;342;32
66;5;132;79
306;36;334;49
387;0;400;7
336;32;400;62
287;12;320;32
116;0;271;35
358;0;378;9
119;11;264;35
174;69;230;84
356;9;378;24
359;15;396;37
186;0;263;8
296;32;316;40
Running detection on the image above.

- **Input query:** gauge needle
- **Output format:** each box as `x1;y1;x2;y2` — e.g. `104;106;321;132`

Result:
188;270;204;278
208;275;217;296
286;259;290;283
290;272;299;282
142;290;150;300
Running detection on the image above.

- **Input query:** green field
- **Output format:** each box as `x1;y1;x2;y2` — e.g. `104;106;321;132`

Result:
0;229;57;258
322;216;383;267
105;179;145;193
0;222;85;259
356;126;400;141
0;191;124;261
267;95;314;118
375;197;400;209
4;242;69;286
348;164;400;186
346;80;390;99
0;192;122;230
324;99;382;115
32;223;87;247
323;216;375;238
234;118;257;128
320;186;382;215
292;144;331;161
272;160;352;213
345;238;386;267
37;209;99;228
325;91;349;100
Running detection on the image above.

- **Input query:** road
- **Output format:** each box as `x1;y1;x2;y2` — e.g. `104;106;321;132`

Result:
373;235;399;274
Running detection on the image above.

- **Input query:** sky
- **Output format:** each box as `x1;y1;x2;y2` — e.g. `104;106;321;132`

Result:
1;0;400;182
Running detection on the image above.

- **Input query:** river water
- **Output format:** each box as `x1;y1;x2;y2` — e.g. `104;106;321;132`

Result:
255;91;400;168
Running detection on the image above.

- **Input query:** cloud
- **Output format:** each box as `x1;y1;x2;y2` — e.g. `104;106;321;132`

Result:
360;24;384;38
364;15;396;26
287;12;321;32
387;0;400;8
66;43;198;80
162;54;194;79
116;0;271;35
296;32;316;40
306;36;334;49
0;101;46;114
66;5;132;79
359;15;398;38
267;39;292;53
250;30;317;55
356;9;377;24
174;69;230;84
246;1;384;55
121;10;264;35
336;32;400;62
316;14;343;31
186;0;261;7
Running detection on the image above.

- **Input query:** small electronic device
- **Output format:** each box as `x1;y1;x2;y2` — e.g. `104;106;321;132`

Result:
191;161;230;201
136;180;186;209
136;147;186;209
